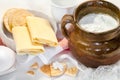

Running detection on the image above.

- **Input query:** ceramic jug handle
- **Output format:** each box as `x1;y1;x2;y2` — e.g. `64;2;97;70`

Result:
61;15;74;39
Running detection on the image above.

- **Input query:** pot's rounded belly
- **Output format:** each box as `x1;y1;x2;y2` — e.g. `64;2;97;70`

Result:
69;31;120;67
69;42;120;67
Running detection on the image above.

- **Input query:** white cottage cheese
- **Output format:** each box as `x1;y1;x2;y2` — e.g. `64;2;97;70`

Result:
79;13;119;33
52;61;64;71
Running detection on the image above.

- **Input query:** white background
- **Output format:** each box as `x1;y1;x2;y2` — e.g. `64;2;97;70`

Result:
0;0;120;80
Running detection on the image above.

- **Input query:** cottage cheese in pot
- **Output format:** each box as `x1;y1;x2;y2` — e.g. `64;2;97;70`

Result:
79;13;119;33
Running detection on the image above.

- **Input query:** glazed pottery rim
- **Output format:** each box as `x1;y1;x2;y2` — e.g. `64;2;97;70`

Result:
73;0;120;35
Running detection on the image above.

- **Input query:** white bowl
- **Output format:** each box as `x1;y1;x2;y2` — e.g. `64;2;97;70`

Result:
50;0;78;23
0;46;16;75
0;10;57;51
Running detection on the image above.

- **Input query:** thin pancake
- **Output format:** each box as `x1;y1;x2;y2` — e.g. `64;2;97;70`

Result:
11;9;34;28
3;8;18;32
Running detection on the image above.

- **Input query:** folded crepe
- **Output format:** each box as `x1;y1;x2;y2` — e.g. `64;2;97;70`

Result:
26;16;58;47
12;26;44;55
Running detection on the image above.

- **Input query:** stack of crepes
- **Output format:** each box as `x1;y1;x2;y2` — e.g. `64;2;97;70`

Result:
3;8;58;55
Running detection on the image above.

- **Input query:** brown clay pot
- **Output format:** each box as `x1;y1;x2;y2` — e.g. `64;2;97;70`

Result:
61;0;120;67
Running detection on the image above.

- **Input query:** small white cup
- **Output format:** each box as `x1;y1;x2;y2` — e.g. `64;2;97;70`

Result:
50;0;79;23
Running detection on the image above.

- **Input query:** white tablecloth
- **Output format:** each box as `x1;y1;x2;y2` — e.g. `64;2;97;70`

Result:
0;0;120;80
